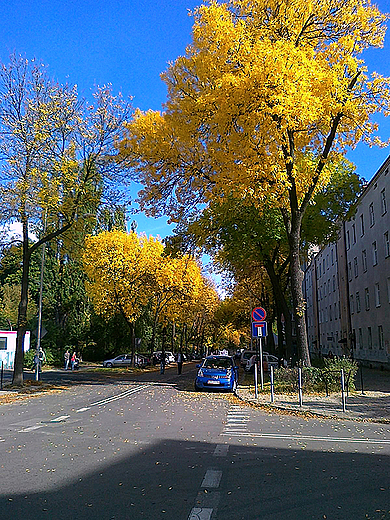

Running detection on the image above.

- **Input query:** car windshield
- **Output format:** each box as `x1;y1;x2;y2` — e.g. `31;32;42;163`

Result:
203;358;232;370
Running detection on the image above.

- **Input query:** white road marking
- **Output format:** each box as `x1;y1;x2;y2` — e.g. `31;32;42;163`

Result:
89;384;150;407
0;439;5;442
213;444;229;457
50;415;70;422
18;425;45;433
188;508;213;520
221;431;390;444
76;407;91;413
201;469;223;488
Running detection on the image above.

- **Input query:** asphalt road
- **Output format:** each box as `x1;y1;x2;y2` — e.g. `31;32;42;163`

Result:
0;365;389;519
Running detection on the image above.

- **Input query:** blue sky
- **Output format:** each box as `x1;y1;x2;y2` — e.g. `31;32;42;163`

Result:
1;0;390;240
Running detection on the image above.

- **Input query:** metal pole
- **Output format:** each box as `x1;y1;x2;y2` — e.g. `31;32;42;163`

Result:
360;363;365;395
259;336;264;390
270;365;274;403
35;240;46;381
1;360;3;390
254;361;258;399
341;369;346;412
298;367;303;407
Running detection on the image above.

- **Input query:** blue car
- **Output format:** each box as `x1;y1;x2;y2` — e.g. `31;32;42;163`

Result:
195;355;239;392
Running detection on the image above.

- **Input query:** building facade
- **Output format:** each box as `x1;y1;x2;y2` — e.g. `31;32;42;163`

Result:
304;156;390;368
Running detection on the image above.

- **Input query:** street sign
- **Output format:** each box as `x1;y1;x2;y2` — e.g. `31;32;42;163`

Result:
252;307;266;322
252;321;267;337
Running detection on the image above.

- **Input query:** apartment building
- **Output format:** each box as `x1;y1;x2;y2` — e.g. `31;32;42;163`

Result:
304;156;390;368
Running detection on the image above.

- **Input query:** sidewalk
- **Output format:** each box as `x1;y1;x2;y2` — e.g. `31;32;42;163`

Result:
236;367;390;423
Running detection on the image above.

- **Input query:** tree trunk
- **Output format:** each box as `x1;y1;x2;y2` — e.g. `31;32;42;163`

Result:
262;255;293;358
288;216;311;366
13;222;30;386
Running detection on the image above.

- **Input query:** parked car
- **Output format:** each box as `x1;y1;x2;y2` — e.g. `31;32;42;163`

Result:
103;353;150;368
195;355;239;392
240;350;257;367
102;354;132;368
244;353;279;373
152;351;175;364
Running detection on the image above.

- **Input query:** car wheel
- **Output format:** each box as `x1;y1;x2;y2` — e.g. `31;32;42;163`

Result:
194;382;201;392
106;362;113;368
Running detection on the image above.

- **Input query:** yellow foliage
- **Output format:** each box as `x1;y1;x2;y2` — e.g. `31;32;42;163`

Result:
83;230;218;326
119;0;390;217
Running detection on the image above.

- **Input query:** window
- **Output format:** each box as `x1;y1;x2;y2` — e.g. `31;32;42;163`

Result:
353;257;358;277
356;292;361;313
327;279;330;295
360;214;365;236
369;202;375;226
358;328;363;349
329;305;332;321
365;287;370;311
378;325;384;350
331;249;334;265
352;223;356;244
333;275;336;292
0;338;7;350
381;188;387;215
375;283;380;307
362;250;367;272
372;241;378;266
384;231;390;258
346;229;351;250
323;258;325;273
368;327;372;349
334;302;337;320
348;261;352;281
350;294;354;314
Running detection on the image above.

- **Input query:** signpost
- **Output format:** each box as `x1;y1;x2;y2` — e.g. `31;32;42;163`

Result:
251;307;267;391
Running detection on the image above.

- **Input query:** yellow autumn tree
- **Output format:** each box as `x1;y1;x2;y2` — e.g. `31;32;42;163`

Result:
83;230;163;358
119;0;390;365
0;54;132;384
83;229;212;355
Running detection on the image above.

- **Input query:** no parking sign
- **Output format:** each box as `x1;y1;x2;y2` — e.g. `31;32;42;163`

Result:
252;307;266;322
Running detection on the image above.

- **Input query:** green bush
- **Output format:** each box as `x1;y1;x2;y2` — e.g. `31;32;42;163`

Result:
274;358;358;394
24;348;55;369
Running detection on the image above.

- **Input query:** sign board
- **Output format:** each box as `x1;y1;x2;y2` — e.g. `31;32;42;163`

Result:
252;307;266;322
252;321;267;338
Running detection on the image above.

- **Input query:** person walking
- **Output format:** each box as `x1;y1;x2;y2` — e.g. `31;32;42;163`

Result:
177;351;183;375
71;351;77;370
64;350;70;370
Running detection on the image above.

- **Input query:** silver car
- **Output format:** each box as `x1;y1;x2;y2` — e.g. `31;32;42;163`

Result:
102;354;132;368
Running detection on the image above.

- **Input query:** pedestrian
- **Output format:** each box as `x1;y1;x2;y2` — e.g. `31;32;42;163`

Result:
71;351;77;370
64;350;70;370
177;350;183;375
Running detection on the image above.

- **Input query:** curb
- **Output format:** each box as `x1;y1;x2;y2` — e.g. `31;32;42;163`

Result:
235;387;390;424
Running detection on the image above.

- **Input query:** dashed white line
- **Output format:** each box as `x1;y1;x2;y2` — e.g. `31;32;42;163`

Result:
18;425;45;433
76;407;91;413
50;415;70;422
201;469;222;488
213;444;229;457
188;508;214;520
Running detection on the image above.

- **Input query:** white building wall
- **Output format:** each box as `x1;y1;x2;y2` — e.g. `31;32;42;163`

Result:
304;156;390;368
0;331;31;369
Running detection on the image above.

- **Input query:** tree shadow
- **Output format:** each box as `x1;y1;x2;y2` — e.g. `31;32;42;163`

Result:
0;438;389;520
